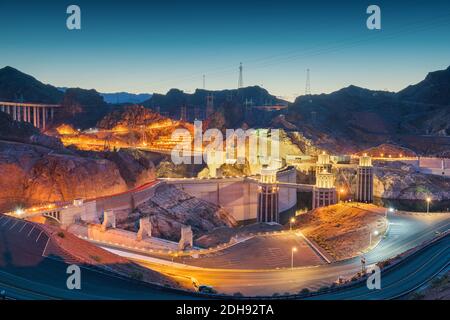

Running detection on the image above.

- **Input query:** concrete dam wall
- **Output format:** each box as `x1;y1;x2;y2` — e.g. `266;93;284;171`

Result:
164;167;297;222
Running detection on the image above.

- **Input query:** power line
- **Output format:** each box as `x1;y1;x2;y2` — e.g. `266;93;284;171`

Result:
144;12;450;91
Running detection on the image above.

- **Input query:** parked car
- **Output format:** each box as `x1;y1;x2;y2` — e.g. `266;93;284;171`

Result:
198;285;217;294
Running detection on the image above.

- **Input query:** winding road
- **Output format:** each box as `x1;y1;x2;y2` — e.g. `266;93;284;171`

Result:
0;210;449;300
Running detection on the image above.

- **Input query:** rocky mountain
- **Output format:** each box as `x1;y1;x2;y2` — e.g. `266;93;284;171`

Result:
286;66;450;154
97;105;165;129
398;66;450;105
0;66;114;129
0;113;157;212
2;65;450;154
100;92;152;104
143;86;285;128
56;87;115;129
0;66;63;103
144;86;283;110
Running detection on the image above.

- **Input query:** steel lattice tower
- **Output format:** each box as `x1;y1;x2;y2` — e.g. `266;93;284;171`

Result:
238;62;243;89
206;94;214;118
305;68;311;95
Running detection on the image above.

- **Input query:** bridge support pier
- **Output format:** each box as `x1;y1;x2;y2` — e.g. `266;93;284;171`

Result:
0;102;60;130
178;226;193;250
137;217;152;241
101;210;116;232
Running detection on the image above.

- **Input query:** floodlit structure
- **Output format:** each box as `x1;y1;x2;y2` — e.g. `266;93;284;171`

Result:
257;165;279;223
356;154;374;203
316;152;332;175
312;169;337;209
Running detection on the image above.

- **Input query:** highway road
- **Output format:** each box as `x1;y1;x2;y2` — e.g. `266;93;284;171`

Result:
0;257;200;300
0;214;198;300
309;234;449;300
0;210;449;299
129;210;450;296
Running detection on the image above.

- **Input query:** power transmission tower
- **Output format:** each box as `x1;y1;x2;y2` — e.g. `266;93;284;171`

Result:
180;105;187;121
238;62;243;89
305;68;311;96
206;94;214;118
203;74;205;90
244;98;253;119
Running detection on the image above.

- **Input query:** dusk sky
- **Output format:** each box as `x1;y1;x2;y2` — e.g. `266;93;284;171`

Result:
1;0;450;100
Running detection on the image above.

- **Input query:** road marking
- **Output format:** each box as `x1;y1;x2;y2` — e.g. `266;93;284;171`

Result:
42;237;50;257
0;216;5;223
9;221;18;230
344;245;449;300
2;218;10;226
35;231;43;243
27;226;35;237
18;222;28;233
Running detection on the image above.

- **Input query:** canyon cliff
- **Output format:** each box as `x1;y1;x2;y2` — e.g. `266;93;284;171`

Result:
0;112;157;212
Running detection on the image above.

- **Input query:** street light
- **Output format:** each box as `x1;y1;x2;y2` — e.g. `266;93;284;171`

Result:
291;247;297;270
338;188;345;202
290;217;296;231
426;197;431;214
369;230;379;247
386;207;394;218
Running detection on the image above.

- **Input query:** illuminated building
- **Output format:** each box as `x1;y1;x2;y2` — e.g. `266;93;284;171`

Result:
356;154;373;203
312;169;337;209
257;165;279;223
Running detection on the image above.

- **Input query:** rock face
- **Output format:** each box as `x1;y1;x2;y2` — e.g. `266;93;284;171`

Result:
0;140;128;211
373;162;450;200
336;161;450;201
97;105;164;129
102;149;157;188
356;143;417;158
115;183;237;241
156;159;205;178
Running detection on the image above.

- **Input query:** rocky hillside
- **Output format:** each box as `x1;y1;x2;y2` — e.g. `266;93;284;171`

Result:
0;140;128;211
355;143;417;157
286;66;450;154
335;161;450;201
373;161;450;201
115;183;237;241
0;66;63;103
97;105;165;129
0;66;114;129
398;66;450;105
0;113;158;212
143;86;283;115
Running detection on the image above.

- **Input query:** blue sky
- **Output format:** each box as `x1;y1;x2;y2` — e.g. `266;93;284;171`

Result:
0;0;449;100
